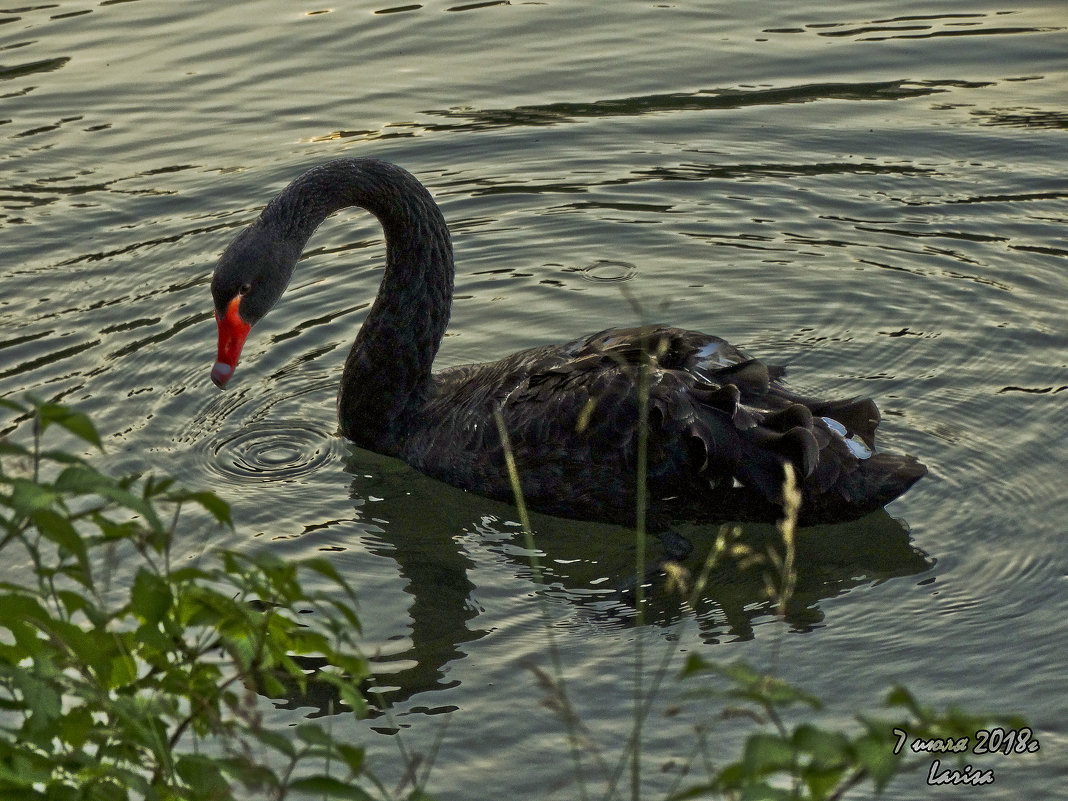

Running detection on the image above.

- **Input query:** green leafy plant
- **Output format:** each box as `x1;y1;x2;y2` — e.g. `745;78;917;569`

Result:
0;397;412;800
668;469;1028;800
671;656;1027;801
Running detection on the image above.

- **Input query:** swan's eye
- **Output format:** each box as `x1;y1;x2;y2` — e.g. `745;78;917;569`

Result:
239;283;251;296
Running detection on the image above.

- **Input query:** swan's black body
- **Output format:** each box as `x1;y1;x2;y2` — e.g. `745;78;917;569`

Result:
211;158;925;527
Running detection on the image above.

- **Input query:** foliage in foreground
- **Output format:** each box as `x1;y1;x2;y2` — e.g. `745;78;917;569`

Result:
0;397;400;800
0;395;1030;801
670;657;1027;801
662;468;1028;801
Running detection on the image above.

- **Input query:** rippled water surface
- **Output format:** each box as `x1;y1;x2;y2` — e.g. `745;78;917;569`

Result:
2;1;1066;798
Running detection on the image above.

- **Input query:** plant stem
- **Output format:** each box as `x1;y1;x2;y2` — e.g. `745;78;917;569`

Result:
494;408;590;801
630;346;652;801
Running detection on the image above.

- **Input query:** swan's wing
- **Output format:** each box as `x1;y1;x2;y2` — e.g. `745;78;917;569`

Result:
425;325;923;525
503;326;808;503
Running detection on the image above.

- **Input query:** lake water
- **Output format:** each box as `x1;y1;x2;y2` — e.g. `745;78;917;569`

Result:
2;1;1065;798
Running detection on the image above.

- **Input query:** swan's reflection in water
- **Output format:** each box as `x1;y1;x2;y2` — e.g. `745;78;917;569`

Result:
274;446;930;721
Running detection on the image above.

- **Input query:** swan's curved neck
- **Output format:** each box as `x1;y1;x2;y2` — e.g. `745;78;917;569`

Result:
264;159;453;450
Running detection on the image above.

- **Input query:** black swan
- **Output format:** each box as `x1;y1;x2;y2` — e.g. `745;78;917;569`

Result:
210;158;925;528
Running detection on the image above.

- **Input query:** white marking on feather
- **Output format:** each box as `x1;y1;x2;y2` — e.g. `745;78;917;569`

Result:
846;438;872;459
822;416;871;459
821;416;847;436
695;341;722;359
693;340;734;371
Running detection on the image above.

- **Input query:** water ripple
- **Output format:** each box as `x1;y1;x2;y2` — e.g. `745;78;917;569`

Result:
579;259;639;283
200;420;344;485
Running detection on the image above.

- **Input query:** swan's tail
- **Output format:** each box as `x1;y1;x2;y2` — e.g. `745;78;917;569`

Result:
670;385;927;525
796;451;927;525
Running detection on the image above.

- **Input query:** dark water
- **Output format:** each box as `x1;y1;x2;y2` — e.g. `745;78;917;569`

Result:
2;1;1066;798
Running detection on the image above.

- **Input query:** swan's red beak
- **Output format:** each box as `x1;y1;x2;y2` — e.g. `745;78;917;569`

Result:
212;295;251;388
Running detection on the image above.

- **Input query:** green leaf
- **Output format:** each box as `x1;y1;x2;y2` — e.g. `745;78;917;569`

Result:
335;743;365;777
133;620;173;658
325;653;371;684
0;397;27;414
131;567;172;626
34;401;103;449
665;781;719;800
792;724;850;770
55;589;96;619
677;652;716;678
214;755;280;794
739;784;793;801
36;448;91;466
176;754;230;796
697;660;821;711
1;593;59;638
296;723;336;747
288;775;375;800
31;509;89;572
884;685;924;717
0;439;33;460
52;464;114;494
854;731;900;792
803;767;848;801
338;684;370;718
742;732;795;776
318;596;363;633
16;672;63;734
55;465;165;532
167;489;232;528
248;727;297;759
0;743;52;791
9;479;56;516
53;704;96;751
302;557;359;602
168;564;212;584
67;628;135;692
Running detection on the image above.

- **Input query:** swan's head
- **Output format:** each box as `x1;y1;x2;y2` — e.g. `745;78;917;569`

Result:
210;221;298;388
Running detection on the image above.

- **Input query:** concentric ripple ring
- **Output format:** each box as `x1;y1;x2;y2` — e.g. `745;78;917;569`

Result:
204;421;343;485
